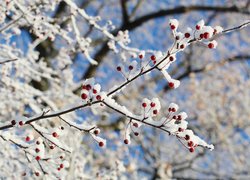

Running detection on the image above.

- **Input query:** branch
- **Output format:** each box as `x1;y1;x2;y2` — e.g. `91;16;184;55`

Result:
0;23;249;132
0;58;18;65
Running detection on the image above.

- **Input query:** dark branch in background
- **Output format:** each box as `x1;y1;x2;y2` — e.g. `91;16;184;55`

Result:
120;0;129;25
82;5;249;80
0;58;18;64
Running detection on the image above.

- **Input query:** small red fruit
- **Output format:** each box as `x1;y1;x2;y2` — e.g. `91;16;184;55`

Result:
185;135;190;141
203;32;209;39
60;164;64;169
25;136;30;142
35;172;40;176
150;55;156;61
93;89;97;94
169;56;174;61
133;123;138;128
86;84;91;90
180;44;185;49
128;65;133;70
208;43;214;49
81;93;87;100
185;33;190;38
116;66;122;71
153;110;158;115
94;130;99;135
188;141;194;147
170;25;176;30
168;82;175;88
35;148;40;153
99;141;104;147
35;156;40;161
139;54;143;59
134;132;139;136
19;121;24;126
171;108;176;112
52;132;58;138
189;147;195;153
178;127;183;132
11;120;16;126
36;141;40;145
200;34;204;39
150;102;156;107
96;95;101;100
196;25;200;30
124;139;129;144
142;103;147;108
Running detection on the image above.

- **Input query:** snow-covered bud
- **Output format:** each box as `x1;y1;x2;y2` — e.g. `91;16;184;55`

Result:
213;26;223;34
208;40;218;49
169;19;179;30
168;79;180;89
168;103;179;112
196;20;205;30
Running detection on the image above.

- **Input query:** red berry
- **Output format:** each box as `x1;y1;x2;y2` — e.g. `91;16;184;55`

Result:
82;85;86;90
124;139;129;144
177;115;182;121
185;135;190;140
203;32;209;39
57;168;61;171
86;84;91;90
99;141;104;147
35;172;40;176
128;65;133;70
168;108;172;112
184;33;190;38
169;56;174;61
189;147;195;153
213;29;217;35
153;110;158;115
93;89;97;94
142;103;147;108
200;34;204;39
188;141;194;147
116;66;122;71
94;130;99;135
178;127;183;132
176;36;180;40
52;132;58;138
180;44;185;49
25;136;30;142
170;25;175;30
60;164;64;169
150;102;156;107
196;25;200;30
134;132;139;136
150;55;156;61
96;95;101;100
35;156;40;161
208;43;214;49
36;141;40;145
60;156;63;159
153;60;156;64
139;54;143;59
50;145;55;149
133;123;138;128
171;108;176;112
19;121;24;126
173;115;177;119
81;93;87;100
168;82;175;88
35;148;40;153
11;120;16;126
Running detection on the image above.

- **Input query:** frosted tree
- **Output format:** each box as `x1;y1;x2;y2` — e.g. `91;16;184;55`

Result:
0;0;249;179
